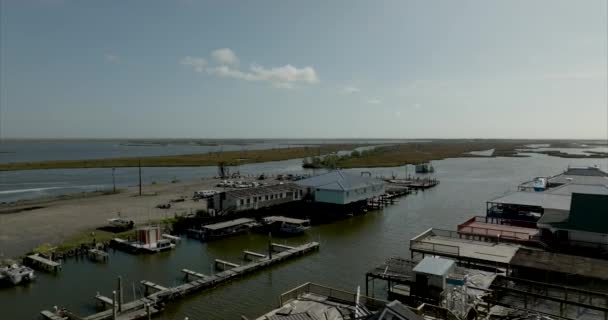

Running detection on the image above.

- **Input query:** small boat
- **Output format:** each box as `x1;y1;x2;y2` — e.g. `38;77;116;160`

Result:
262;216;311;236
88;249;109;263
108;217;134;230
532;177;547;192
0;263;35;285
415;163;434;174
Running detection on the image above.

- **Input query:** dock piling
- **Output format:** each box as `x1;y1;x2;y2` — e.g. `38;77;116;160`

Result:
111;291;117;320
117;276;123;312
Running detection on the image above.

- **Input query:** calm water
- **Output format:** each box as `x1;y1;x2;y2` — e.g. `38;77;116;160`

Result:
0;140;382;202
0;139;414;163
1;154;607;319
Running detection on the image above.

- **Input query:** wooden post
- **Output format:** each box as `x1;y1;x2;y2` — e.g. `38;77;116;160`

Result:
268;232;273;260
138;160;142;196
117;276;123;312
146;304;151;320
112;291;117;320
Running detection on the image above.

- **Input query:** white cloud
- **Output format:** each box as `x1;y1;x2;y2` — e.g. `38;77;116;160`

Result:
181;49;318;88
343;86;360;94
367;99;381;104
206;64;318;88
105;54;120;63
211;48;238;65
395;110;402;118
180;56;207;72
412;103;422;109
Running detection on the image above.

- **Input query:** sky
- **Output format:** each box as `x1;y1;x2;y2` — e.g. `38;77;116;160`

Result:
0;0;607;139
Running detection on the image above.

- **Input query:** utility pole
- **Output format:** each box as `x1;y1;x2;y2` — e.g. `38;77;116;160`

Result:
138;160;142;196
267;232;272;259
112;168;116;193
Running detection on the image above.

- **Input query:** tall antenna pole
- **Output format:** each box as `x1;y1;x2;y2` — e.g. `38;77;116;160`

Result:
112;168;116;193
138;160;142;196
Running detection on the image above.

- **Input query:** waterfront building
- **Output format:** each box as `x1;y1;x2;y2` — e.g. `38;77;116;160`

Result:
537;192;608;250
487;166;608;221
296;170;385;205
209;183;304;214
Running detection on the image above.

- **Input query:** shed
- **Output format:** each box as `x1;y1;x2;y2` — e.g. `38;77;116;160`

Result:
412;257;455;290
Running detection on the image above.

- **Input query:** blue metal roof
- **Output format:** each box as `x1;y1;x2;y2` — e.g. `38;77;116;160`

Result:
413;257;454;276
295;170;384;191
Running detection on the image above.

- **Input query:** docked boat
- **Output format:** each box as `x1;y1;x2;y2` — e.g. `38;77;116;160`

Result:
200;218;259;241
111;225;176;253
108;217;134;230
532;177;547;191
415;162;434;174
262;216;311;236
0;263;35;285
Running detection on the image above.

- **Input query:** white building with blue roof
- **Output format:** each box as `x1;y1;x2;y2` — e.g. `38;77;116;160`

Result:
296;170;385;205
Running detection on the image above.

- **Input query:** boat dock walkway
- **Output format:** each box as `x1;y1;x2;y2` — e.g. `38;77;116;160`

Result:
243;250;267;261
181;268;208;280
41;241;320;320
25;254;62;272
40;310;68;320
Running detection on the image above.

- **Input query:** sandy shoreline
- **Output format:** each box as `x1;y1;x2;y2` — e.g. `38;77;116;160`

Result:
0;176;269;258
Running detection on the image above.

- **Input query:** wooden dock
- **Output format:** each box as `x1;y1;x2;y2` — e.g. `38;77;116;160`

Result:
243;250;267;261
215;259;240;271
43;241;320;320
270;243;295;252
141;280;168;295
181;268;208;280
40;310;68;320
25;254;61;272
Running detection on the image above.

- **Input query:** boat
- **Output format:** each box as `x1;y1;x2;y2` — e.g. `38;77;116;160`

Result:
200;218;259;241
262;216;311;236
0;263;35;285
532;177;547;192
415;163;434;174
108;217;134;230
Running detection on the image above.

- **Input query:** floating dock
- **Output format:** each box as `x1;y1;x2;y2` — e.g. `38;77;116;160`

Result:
25;254;61;272
42;241;320;320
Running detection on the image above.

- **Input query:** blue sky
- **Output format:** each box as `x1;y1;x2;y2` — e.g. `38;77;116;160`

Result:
1;0;606;139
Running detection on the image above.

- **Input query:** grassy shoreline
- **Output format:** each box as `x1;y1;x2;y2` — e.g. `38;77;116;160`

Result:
0;144;362;171
1;141;605;172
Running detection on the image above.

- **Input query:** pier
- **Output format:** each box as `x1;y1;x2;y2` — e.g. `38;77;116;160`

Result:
141;280;168;296
214;259;240;271
41;241;320;320
25;254;61;272
181;268;208;280
243;250;267;261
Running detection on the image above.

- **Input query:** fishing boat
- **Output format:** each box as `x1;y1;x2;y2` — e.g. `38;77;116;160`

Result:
415;162;434;174
0;263;35;285
532;177;547;192
262;216;311;236
200;218;259;241
108;217;134;230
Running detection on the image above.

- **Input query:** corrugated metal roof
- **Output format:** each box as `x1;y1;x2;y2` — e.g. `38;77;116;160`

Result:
202;218;254;230
563;167;608;177
510;248;608;280
412;257;454;276
546;184;608;196
264;216;309;224
537;208;570;225
553;193;608;234
296;170;384;192
224;183;302;199
489;191;571;211
548;174;608;186
267;313;314;320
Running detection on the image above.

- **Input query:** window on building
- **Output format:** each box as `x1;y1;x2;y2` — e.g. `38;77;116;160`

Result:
247;198;251;204
240;199;244;205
